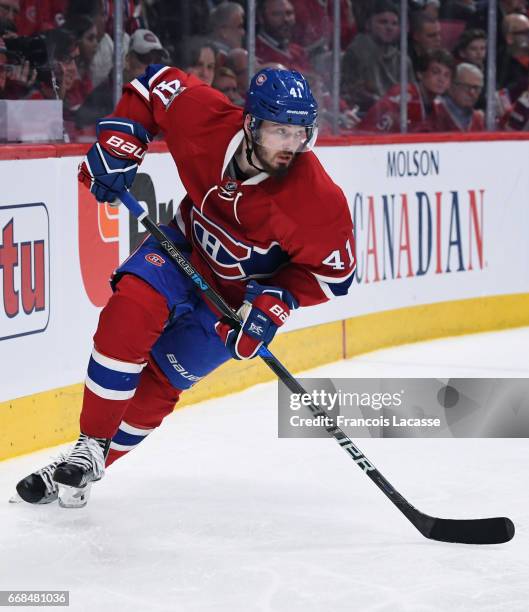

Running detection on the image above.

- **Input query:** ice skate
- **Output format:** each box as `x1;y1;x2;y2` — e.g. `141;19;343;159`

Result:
11;452;68;505
53;434;110;509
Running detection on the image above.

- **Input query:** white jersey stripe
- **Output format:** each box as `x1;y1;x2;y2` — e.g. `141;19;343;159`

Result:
148;65;171;87
316;277;335;300
130;78;150;100
312;267;356;284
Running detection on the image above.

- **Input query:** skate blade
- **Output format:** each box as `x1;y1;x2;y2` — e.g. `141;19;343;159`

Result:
9;492;58;505
58;483;92;509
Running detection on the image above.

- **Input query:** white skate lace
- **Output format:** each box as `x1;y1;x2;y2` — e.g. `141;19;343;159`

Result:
35;452;68;493
65;435;106;480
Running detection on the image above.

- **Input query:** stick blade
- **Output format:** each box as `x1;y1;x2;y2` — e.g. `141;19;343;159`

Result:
428;517;515;545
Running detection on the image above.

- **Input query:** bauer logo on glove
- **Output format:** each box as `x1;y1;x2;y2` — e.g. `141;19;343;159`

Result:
103;134;147;160
78;117;151;204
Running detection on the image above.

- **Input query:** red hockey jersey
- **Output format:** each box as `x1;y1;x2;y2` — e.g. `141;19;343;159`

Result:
358;83;433;133
426;96;485;132
113;66;355;309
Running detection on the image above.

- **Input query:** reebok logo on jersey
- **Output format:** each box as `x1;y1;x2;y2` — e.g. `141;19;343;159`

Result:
145;253;165;267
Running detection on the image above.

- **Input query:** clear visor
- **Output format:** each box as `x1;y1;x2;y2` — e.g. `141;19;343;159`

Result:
251;120;318;154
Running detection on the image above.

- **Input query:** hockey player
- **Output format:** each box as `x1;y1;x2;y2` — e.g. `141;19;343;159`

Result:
14;65;355;508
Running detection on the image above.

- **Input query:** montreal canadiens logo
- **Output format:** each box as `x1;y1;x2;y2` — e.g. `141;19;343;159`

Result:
145;253;165;267
255;73;267;86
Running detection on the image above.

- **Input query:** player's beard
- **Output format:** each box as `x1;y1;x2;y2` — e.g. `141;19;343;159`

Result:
253;143;298;179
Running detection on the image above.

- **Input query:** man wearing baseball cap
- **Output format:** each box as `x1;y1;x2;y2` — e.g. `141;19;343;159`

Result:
75;28;168;131
127;29;169;64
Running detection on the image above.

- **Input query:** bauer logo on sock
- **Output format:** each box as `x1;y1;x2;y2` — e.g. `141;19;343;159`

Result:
145;253;166;267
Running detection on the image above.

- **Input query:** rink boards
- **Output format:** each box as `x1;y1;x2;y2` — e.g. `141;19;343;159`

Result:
1;134;529;460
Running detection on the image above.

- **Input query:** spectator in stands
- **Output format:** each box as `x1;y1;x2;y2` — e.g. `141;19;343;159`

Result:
15;1;67;36
439;0;479;23
287;0;357;71
432;62;484;131
30;28;78;98
358;48;453;133
339;0;358;49
208;1;245;58
498;13;529;100
75;28;168;130
289;0;331;57
212;66;244;105
351;1;374;33
255;0;311;72
0;16;39;99
467;0;527;51
124;28;168;79
105;0;144;38
0;36;7;94
410;0;440;20
500;83;529;129
67;1;106;44
64;15;98;111
500;0;528;16
307;71;361;136
67;0;125;89
0;0;19;36
28;28;80;138
341;0;415;113
145;0;211;65
179;36;217;86
409;13;442;77
454;28;487;70
224;47;249;97
454;28;487;109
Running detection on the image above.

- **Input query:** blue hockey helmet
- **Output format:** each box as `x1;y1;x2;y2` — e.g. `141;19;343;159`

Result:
244;68;318;153
245;68;318;127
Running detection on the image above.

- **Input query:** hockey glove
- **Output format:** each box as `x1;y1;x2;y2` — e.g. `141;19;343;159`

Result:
78;117;151;203
215;281;298;360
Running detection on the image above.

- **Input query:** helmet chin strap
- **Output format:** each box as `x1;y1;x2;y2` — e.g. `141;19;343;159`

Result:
243;122;267;174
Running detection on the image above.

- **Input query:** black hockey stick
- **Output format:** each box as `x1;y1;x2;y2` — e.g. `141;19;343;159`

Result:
118;189;515;545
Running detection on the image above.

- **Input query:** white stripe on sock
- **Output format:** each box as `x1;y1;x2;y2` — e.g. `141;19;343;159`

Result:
92;348;146;373
85;376;136;401
109;441;141;452
119;421;155;436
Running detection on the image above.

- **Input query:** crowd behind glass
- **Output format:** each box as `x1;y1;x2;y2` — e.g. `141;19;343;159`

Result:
1;0;528;142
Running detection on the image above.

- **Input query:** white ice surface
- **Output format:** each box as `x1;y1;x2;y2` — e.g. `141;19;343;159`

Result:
1;328;528;612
